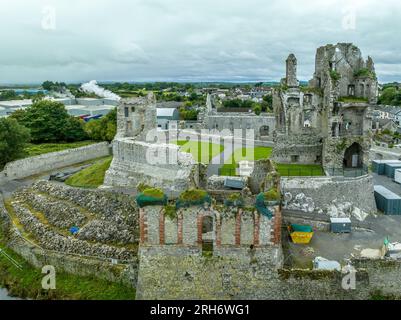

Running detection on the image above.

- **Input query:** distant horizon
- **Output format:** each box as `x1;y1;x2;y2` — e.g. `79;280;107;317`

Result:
0;79;399;87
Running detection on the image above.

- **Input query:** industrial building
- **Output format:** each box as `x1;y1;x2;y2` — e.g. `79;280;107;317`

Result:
156;108;180;130
0;97;117;118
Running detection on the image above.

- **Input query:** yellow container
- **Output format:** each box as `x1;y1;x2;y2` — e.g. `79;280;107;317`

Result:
288;226;314;244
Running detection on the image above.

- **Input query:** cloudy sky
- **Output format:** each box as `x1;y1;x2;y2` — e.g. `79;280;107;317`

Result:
0;0;400;84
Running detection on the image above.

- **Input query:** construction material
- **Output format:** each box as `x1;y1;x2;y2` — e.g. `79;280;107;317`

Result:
288;224;314;244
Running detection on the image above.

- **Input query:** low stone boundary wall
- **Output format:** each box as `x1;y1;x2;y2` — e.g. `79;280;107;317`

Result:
0;142;111;182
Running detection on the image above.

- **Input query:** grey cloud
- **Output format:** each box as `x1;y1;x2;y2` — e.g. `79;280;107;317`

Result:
0;0;400;83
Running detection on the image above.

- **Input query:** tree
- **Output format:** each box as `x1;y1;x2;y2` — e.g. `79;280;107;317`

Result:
253;104;262;115
84;108;117;142
11;100;87;143
379;87;401;106
0;118;30;168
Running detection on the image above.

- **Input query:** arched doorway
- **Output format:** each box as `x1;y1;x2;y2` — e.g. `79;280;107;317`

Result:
343;143;363;169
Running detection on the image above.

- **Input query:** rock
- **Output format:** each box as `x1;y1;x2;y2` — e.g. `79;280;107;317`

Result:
352;207;369;222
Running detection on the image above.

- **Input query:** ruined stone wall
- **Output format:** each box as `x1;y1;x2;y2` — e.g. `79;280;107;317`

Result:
104;139;197;194
323;135;371;169
0;142;110;182
139;205;277;248
204;114;275;140
136;242;401;300
281;175;377;220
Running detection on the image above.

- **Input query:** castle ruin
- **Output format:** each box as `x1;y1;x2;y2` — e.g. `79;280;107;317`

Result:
273;43;377;172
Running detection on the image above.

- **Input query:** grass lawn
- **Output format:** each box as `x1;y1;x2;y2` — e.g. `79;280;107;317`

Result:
219;147;273;176
174;140;224;164
65;156;112;188
24;141;97;157
276;164;325;176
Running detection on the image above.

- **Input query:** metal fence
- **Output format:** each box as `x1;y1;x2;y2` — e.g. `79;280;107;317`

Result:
219;166;369;178
278;168;325;177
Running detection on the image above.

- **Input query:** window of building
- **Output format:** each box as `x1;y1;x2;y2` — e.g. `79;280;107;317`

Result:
291;155;299;163
126;120;131;132
124;107;129;117
348;85;355;96
131;106;135;112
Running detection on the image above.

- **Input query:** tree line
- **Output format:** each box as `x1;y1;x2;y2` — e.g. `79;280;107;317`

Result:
0;100;116;168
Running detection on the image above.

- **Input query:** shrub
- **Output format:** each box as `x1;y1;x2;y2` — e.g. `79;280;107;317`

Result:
142;188;165;199
330;70;341;82
164;205;177;220
136;188;167;208
137;182;152;193
264;188;281;201
224;193;244;207
177;189;211;208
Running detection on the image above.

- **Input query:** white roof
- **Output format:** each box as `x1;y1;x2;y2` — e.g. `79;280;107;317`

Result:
157;108;177;117
330;218;351;223
65;105;89;110
0;99;32;108
374;185;401;200
87;105;115;111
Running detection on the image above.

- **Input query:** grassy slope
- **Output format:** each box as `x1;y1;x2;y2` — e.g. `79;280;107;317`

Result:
65;156;112;188
0;229;135;300
175;140;224;164
220;147;273;176
24;141;96;157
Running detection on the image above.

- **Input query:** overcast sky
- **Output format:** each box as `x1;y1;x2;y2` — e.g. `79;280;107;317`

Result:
0;0;400;84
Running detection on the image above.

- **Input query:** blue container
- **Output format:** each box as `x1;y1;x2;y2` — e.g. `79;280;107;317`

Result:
374;185;401;215
385;163;401;179
330;218;352;233
372;160;401;175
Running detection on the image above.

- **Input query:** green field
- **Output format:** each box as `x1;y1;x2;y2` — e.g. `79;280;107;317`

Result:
174;140;224;164
276;164;325;176
219;147;273;176
65;156;112;188
24;141;96;157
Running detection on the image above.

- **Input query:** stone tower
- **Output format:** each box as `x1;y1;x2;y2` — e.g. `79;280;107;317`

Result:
286;54;299;88
116;92;157;140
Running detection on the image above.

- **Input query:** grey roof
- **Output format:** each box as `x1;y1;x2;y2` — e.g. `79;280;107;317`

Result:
374;185;401;200
157;108;178;117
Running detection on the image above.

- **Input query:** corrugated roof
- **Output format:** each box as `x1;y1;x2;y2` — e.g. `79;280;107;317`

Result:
374;185;401;200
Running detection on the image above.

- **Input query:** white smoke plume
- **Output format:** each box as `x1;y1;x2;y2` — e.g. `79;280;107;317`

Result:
80;80;121;101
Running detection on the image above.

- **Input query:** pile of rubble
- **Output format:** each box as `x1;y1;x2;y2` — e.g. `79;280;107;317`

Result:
13;189;86;229
284;192;369;221
11;201;135;260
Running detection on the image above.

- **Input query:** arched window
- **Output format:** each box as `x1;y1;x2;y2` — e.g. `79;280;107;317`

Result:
260;125;269;137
